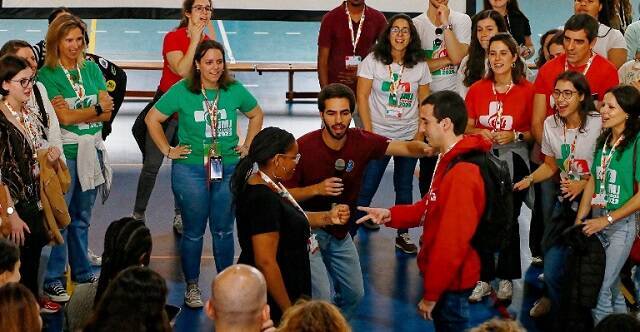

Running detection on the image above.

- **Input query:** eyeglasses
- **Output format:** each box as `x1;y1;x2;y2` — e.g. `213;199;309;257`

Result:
10;76;36;88
278;153;301;164
390;27;410;35
552;89;579;100
192;5;213;12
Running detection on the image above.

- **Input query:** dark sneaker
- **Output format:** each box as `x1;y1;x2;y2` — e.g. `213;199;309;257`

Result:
362;220;380;230
39;298;62;314
44;282;70;302
395;233;418;254
531;256;543;267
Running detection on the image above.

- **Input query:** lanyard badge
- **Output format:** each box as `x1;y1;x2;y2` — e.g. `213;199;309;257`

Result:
491;82;513;131
60;62;85;98
592;134;624;207
386;64;405;119
202;88;222;182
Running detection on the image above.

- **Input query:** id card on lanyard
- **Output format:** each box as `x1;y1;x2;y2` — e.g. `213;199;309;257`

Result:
61;62;90;129
202;88;223;182
386;64;405;119
593;134;624;207
344;3;365;69
258;171;319;254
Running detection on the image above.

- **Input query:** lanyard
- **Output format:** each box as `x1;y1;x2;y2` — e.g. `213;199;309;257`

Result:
564;52;595;76
421;141;459;225
345;3;366;54
388;64;405;101
201;87;220;139
60;62;85;98
258;170;308;220
598;134;625;194
4;101;38;159
562;124;580;175
491;81;513;131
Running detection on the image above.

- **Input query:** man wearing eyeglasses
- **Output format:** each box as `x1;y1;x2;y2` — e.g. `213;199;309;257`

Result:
317;0;387;127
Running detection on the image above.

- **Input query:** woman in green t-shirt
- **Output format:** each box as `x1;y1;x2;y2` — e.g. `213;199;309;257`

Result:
146;40;264;308
38;14;114;304
577;85;640;322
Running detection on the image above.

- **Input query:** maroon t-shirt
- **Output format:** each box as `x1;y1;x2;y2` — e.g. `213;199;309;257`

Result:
284;128;390;239
318;3;387;93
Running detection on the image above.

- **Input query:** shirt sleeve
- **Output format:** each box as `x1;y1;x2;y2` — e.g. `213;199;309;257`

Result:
533;64;551;95
609;28;627;50
523;16;532;36
418;62;433;85
36;83;66;163
37;68;62;101
357;53;375;79
454;13;472;45
540;118;554;157
625;23;640;61
234;83;259;113
634;135;640;182
318;12;334;48
88;62;107;91
163;30;184;54
154;84;181;117
464;83;478;120
363;130;391;159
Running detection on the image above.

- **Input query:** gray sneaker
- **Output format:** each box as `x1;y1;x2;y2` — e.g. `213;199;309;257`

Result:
184;283;203;308
88;249;102;266
173;214;183;235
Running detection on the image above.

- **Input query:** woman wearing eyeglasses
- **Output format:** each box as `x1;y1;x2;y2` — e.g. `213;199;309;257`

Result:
131;0;216;231
37;14;114;304
514;71;601;317
146;40;263;308
574;0;627;68
465;33;534;303
0;55;59;299
231;127;349;322
355;14;430;251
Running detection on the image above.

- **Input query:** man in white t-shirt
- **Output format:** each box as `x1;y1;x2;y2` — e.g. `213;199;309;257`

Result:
618;50;640;91
413;0;471;93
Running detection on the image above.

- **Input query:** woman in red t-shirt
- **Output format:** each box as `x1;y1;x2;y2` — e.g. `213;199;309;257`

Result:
465;33;534;303
132;0;215;230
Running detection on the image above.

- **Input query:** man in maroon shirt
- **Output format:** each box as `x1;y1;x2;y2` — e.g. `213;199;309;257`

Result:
284;83;430;320
317;0;387;127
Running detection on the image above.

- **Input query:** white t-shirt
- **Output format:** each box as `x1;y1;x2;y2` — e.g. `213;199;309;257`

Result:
593;23;626;59
357;53;432;140
618;59;640;85
413;11;471;92
541;113;602;180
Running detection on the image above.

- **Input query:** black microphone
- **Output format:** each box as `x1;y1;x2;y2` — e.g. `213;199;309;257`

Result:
334;159;346;178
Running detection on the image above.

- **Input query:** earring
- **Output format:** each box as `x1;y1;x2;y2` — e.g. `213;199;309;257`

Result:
626;114;630;120
511;62;515;68
196;66;200;71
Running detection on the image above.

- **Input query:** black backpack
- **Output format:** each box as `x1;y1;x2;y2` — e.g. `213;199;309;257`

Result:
447;150;514;252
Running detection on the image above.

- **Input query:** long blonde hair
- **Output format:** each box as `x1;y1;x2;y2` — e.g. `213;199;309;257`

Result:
44;14;86;69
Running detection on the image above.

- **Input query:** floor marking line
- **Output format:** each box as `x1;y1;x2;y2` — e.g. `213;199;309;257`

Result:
216;20;236;64
253;31;269;35
285;32;301;35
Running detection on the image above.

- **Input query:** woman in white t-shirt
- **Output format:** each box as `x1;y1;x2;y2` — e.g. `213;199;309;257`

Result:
514;71;601;317
355;13;431;250
574;0;627;68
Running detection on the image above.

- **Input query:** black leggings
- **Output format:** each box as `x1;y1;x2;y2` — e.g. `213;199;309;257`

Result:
16;202;46;298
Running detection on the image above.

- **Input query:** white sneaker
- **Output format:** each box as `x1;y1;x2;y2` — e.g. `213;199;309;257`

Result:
173;214;183;235
496;280;513;300
468;281;492;302
184;283;203;308
88;249;102;266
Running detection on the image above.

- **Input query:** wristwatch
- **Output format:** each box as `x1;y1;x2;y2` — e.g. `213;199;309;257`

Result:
6;206;14;215
514;131;525;142
94;104;103;116
606;213;614;225
442;23;453;31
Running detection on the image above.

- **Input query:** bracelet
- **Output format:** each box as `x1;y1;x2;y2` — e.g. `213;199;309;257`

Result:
166;146;173;158
524;175;534;185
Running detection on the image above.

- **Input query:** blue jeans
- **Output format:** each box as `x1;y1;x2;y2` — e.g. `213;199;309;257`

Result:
172;162;236;283
309;229;364;320
44;158;96;287
432;289;473;332
355;155;418;234
592;211;637;323
544;244;569;310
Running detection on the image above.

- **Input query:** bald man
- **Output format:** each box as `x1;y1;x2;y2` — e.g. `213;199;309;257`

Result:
206;264;275;332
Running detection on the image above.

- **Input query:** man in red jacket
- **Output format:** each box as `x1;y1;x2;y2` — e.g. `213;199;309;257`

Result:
357;90;490;331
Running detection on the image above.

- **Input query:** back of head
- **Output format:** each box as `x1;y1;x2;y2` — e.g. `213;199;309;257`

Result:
594;313;640;332
470;318;525;332
317;83;355;114
0;283;41;332
0;40;31;58
278;300;351;332
422;90;468;135
95;217;152;305
211;264;267;328
564;14;599;43
85;266;169;332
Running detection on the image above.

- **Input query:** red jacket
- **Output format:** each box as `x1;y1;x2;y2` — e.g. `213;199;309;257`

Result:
387;135;491;302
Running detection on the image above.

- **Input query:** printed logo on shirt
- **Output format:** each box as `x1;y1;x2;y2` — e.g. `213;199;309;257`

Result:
478;101;513;130
346;160;355;173
425;43;456;76
65;95;101;130
381;79;413;108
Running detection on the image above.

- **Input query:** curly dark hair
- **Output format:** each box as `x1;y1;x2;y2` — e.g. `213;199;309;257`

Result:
485;33;526;84
371;14;425;68
84;267;170;332
597;85;640;156
463;10;508;88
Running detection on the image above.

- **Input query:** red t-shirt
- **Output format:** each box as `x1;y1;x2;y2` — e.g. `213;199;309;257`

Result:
283;128;390;239
465;78;534;132
534;53;619;116
159;27;209;92
318;3;387;93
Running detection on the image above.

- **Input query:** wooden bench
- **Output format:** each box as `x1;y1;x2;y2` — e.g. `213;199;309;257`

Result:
116;61;318;102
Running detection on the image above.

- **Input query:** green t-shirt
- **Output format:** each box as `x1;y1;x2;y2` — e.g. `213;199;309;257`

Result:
155;79;257;165
38;61;106;159
591;133;640;210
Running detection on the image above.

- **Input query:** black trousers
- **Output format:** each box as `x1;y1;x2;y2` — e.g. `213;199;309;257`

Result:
16;201;46;298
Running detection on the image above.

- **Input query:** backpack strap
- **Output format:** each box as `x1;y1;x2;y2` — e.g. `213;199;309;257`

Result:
32;84;49;140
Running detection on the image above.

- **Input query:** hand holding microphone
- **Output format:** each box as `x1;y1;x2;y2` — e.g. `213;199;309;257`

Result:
314;159;346;196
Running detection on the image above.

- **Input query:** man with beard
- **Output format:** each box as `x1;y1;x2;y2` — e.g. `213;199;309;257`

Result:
283;83;431;319
317;0;387;127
